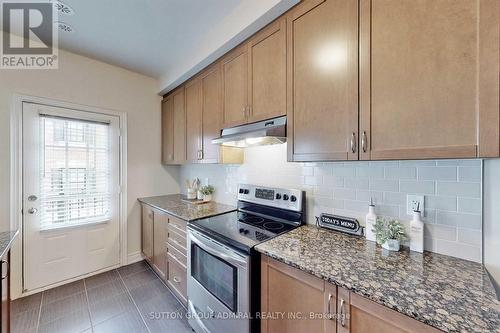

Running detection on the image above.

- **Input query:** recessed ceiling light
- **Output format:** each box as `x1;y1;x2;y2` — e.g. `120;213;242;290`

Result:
54;1;75;15
55;21;74;33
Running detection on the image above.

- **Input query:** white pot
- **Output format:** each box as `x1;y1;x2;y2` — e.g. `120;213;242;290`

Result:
197;190;204;200
203;194;212;202
382;239;400;251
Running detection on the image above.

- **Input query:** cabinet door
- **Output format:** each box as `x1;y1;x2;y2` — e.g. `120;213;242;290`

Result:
185;78;203;163
152;210;168;280
248;18;286;123
348;291;441;333
1;251;10;333
287;0;359;162
221;45;249;127
261;256;329;333
172;88;186;163
141;204;154;262
161;97;174;164
359;0;500;160
201;66;222;162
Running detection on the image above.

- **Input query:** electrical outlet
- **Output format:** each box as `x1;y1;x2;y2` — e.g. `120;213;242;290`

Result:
407;195;425;216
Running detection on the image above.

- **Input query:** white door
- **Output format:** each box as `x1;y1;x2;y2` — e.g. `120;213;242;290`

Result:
22;102;121;292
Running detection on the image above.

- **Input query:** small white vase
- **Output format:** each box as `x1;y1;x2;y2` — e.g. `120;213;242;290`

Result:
382;239;400;251
187;189;196;199
203;194;212;202
197;190;203;200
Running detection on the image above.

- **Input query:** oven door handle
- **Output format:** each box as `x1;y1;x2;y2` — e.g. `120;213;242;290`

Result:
188;300;211;333
189;230;248;267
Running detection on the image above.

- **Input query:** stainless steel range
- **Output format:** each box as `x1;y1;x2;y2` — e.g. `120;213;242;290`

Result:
187;184;305;333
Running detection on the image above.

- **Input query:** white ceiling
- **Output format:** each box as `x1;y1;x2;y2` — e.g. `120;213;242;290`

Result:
58;0;298;95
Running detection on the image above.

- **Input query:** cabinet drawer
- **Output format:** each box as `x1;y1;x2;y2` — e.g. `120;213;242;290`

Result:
168;215;187;233
167;228;187;256
167;242;187;268
167;252;187;304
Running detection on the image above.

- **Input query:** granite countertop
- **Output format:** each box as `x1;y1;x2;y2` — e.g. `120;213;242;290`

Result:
138;194;236;222
255;225;500;333
0;230;19;258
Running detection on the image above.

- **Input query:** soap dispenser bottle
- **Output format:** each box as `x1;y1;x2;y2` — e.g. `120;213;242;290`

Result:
365;198;377;242
410;203;424;253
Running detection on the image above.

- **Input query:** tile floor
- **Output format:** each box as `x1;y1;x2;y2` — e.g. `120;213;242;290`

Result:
11;261;193;333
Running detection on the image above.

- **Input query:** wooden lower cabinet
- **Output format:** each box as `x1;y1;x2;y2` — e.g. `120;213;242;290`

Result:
140;203;188;305
261;255;441;333
141;204;154;263
152;210;168;280
261;256;337;333
1;250;10;333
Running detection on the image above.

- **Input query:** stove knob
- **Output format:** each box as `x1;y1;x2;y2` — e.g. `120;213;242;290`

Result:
239;188;244;194
244;189;250;194
239;228;245;233
290;195;297;202
283;194;289;201
244;229;249;235
275;193;282;200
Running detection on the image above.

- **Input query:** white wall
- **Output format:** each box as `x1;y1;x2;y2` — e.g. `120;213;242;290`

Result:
483;159;500;290
181;144;483;262
0;48;180;255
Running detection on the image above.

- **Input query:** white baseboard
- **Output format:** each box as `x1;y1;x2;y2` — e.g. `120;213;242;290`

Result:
127;251;144;264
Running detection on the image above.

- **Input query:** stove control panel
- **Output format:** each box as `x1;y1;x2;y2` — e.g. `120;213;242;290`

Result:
237;184;303;212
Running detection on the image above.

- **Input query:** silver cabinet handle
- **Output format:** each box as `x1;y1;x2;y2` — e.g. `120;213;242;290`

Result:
350;132;357;153
1;260;9;280
28;207;38;214
362;131;367;153
173;276;181;283
339;298;346;327
327;293;333;320
242;106;246;116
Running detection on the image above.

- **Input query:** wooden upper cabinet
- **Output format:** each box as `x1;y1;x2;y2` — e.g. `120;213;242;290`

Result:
161;97;174;164
172;88;186;163
248;18;287;123
185;78;202;163
221;45;249;128
287;0;359;162
201;66;222;162
162;88;187;164
359;0;500;160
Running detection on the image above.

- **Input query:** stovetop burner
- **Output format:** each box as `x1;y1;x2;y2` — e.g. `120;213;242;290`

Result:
263;222;285;232
239;214;265;225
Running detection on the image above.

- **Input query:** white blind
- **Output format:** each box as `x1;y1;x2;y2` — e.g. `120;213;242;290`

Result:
39;115;111;229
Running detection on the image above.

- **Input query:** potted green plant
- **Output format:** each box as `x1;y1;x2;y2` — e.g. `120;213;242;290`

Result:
372;218;407;251
200;185;215;202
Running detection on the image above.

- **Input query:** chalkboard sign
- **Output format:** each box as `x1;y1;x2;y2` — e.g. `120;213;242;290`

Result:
316;213;364;236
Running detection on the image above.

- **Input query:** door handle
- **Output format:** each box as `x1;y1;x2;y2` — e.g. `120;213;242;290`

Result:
350;132;357;154
339;298;346;327
327;293;333;320
1;260;9;280
361;131;367;153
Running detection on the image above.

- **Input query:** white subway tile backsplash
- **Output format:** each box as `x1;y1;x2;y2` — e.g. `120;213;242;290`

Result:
436;211;482;229
418;167;457;181
458;167;481;182
457;228;482;246
400;180;435;194
425;195;457;211
345;178;369;189
369;179;399;192
180;144;483;262
436;182;481;198
457;197;481;214
384;167;417;179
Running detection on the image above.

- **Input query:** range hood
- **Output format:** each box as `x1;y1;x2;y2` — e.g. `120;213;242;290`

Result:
212;116;286;148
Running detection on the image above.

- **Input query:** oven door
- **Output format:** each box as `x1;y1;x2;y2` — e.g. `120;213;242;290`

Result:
187;228;250;333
